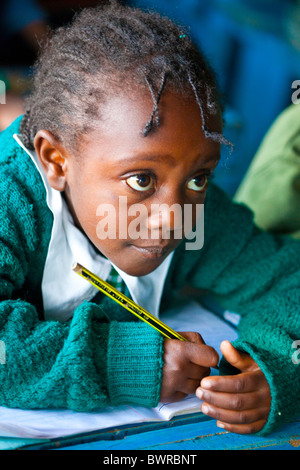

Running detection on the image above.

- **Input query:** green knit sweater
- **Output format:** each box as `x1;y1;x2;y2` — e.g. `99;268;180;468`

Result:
0;117;299;436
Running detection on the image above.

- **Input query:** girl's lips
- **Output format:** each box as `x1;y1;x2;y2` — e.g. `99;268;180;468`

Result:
131;244;170;259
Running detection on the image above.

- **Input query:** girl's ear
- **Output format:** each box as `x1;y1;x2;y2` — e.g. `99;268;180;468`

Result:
34;130;69;191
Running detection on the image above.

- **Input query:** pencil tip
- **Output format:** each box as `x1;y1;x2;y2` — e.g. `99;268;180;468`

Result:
72;262;81;273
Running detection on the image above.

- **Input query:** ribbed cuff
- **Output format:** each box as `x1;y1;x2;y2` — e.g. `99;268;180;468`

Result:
107;322;164;407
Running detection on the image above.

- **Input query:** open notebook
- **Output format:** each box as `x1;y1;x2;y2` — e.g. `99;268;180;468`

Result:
0;301;238;439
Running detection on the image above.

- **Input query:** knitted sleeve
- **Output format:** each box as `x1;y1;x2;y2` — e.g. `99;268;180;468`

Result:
0;299;163;410
0;169;163;410
179;182;300;435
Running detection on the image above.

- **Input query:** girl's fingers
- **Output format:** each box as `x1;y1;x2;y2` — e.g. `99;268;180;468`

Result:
216;419;267;435
160;391;187;403
200;369;267;393
197;344;272;435
160;378;210;402
186;342;219;368
200;401;270;426
196;387;270;411
220;340;255;371
181;378;204;396
186;363;210;381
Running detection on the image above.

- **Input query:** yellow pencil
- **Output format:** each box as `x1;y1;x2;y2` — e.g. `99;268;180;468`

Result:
72;262;188;342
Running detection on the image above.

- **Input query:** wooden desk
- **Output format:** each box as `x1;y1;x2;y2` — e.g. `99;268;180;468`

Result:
3;414;300;451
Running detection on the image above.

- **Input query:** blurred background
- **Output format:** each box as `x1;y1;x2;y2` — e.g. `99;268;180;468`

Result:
1;0;300;196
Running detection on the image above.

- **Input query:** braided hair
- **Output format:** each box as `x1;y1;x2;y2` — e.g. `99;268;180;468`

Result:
20;0;231;153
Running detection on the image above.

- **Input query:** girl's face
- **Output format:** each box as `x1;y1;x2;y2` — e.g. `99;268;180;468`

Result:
36;88;222;276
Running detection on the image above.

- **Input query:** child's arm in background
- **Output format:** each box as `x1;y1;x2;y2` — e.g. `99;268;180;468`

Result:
234;104;300;239
174;182;300;435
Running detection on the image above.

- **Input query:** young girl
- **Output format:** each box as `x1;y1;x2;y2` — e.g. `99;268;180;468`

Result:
0;1;299;436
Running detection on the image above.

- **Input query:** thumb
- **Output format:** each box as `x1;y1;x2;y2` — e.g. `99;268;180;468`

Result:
220;340;253;372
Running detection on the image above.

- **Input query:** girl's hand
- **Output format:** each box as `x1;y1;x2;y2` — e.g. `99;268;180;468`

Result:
160;332;219;403
196;340;271;434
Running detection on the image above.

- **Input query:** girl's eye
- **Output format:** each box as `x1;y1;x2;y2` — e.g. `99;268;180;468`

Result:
186;174;209;192
126;174;154;192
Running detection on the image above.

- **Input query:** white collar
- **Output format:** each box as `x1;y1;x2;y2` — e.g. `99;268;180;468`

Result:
13;134;173;321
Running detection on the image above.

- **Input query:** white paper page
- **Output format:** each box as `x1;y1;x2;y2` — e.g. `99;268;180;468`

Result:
154;395;202;420
0;405;161;439
0;301;238;439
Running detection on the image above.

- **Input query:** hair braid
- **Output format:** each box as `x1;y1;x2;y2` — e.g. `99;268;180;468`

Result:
143;72;167;137
20;1;231;153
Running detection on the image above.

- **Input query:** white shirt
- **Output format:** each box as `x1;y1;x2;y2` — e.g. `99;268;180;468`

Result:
13;134;174;321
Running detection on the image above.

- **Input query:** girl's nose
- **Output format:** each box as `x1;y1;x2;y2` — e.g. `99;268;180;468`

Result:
146;193;186;240
146;203;181;231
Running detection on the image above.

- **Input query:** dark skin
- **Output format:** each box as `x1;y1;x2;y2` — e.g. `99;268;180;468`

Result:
34;87;271;434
